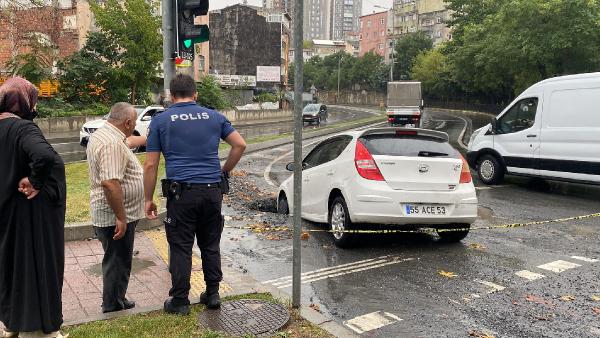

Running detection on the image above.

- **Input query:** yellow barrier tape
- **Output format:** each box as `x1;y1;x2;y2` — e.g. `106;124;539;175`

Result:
223;212;600;234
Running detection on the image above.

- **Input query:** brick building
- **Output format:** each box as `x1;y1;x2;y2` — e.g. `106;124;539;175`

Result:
358;11;388;58
0;0;93;74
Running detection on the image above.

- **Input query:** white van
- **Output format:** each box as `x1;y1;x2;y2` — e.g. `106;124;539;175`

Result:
466;72;600;185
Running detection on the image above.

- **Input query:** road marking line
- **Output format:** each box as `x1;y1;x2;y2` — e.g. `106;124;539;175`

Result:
344;311;402;334
277;258;414;288
515;270;546;281
475;279;506;293
475;186;492;190
270;258;392;286
537;260;581;273
262;256;390;284
570;256;599;263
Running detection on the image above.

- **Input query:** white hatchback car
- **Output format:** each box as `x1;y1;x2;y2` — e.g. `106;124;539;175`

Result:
277;128;478;247
79;105;164;148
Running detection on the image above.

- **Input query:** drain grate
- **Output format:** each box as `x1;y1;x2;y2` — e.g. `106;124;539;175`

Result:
198;299;290;337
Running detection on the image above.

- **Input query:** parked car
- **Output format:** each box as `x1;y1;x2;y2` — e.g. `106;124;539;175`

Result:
303;104;328;125
79;105;164;149
277;128;478;247
467;72;600;185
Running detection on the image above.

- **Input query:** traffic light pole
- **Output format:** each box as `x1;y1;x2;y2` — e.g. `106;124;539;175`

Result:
162;0;175;104
292;0;304;309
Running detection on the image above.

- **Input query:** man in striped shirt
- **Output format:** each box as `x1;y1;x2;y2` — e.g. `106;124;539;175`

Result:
87;102;146;313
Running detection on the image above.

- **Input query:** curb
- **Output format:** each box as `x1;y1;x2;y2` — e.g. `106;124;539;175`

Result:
64;112;385;241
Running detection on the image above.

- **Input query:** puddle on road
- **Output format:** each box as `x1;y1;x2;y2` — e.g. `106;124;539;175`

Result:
246;197;278;213
87;257;156;276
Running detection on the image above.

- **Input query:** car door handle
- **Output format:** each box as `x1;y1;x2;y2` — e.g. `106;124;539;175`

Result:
327;171;334;176
527;134;537;138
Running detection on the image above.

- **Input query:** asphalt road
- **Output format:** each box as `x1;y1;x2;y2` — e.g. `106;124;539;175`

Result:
220;107;600;337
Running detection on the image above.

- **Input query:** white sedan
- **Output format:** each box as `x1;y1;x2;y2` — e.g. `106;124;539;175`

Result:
79;105;164;148
277;128;478;247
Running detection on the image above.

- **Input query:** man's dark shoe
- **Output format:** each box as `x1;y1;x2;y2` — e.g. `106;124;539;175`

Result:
123;299;136;310
164;297;190;315
199;292;221;309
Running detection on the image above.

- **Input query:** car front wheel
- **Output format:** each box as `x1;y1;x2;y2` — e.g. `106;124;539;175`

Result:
437;224;470;242
277;194;289;215
477;154;504;185
328;196;355;248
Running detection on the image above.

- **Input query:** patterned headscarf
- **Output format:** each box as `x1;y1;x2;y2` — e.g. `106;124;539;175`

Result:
0;77;39;117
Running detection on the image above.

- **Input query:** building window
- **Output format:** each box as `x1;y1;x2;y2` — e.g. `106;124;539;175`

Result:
367;20;371;27
437;17;443;24
381;31;385;36
379;43;383;50
380;18;384;25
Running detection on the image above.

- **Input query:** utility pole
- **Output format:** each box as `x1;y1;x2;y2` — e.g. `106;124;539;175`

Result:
162;0;174;104
337;53;341;96
292;0;304;309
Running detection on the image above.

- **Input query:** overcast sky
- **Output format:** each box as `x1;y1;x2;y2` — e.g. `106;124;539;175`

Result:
212;0;394;16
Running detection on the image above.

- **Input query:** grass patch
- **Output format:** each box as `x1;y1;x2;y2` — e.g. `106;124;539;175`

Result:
65;114;385;223
64;293;333;338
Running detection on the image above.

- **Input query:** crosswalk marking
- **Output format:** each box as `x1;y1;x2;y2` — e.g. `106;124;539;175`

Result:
475;279;506;293
570;256;599;263
515;270;546;281
537;260;581;273
344;311;402;334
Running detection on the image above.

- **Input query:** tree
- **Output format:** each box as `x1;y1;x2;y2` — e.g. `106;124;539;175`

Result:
393;32;433;80
5;35;54;84
90;0;162;104
196;75;231;110
57;32;128;104
349;51;389;92
411;48;457;99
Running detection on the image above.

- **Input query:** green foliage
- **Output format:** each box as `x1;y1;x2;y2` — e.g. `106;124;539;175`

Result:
411;48;457;99
36;98;110;118
303;40;314;49
89;0;162;104
5;37;53;84
196;75;231;110
393;32;433;80
57;32;128;104
255;92;279;103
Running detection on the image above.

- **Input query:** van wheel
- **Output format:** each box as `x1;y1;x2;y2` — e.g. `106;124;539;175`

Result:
478;154;504;185
328;197;355;248
437;224;470;242
277;195;289;215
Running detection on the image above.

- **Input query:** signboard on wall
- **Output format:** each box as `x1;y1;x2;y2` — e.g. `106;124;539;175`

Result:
256;66;281;82
214;75;257;87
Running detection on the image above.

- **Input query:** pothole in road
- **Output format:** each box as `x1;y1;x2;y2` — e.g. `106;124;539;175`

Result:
246;197;278;213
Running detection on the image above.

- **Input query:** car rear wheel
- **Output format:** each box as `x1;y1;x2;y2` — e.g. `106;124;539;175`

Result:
437;224;470;242
277;195;289;215
477;154;504;185
329;197;355;248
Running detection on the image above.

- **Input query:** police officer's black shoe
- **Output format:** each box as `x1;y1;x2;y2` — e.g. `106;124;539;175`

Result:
199;292;221;309
164;297;190;315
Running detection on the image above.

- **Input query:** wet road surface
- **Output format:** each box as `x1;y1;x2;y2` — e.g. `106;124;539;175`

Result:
220;107;600;337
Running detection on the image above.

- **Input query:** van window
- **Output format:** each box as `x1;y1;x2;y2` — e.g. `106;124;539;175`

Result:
547;87;600;128
497;98;538;134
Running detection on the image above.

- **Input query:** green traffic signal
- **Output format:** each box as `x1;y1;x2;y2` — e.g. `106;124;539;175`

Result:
184;39;192;49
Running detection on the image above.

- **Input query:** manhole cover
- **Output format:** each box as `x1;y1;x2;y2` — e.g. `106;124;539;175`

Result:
198;299;290;337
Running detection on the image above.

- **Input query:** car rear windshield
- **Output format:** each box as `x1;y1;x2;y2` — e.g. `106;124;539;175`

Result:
359;134;459;158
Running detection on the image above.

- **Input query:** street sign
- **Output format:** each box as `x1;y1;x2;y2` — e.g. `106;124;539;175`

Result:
257;66;281;82
214;75;257;87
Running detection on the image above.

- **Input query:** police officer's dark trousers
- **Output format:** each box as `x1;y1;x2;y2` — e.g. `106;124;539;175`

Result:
165;184;223;306
94;220;138;312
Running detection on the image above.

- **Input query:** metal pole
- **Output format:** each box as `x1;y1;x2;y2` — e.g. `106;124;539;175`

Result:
337;53;341;96
390;8;394;81
292;0;304;309
162;0;174;103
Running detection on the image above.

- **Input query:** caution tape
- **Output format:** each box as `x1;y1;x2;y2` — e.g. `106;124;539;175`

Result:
223;212;600;234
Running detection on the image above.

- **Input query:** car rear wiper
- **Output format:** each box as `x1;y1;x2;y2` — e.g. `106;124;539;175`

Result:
418;151;448;157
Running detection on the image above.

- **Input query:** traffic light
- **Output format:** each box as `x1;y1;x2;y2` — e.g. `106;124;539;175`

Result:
177;0;209;60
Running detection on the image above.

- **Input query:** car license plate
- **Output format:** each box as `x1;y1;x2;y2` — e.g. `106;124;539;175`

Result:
405;204;446;215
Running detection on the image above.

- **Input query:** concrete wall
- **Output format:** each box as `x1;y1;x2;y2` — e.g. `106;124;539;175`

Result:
317;90;386;106
222;109;292;122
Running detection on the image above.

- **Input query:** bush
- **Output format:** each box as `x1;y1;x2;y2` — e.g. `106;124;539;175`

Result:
37;98;109;118
196;75;231;110
255;92;279;103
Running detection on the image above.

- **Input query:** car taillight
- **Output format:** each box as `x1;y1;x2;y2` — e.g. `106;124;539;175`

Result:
388;117;394;122
412;117;420;122
355;140;385;181
460;155;472;183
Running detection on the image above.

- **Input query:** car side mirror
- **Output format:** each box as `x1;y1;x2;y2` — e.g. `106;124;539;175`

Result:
286;162;294;171
490;118;498;134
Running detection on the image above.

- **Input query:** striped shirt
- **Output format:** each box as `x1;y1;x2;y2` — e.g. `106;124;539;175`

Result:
87;122;145;227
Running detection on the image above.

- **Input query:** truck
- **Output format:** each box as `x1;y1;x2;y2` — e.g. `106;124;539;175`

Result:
386;81;424;127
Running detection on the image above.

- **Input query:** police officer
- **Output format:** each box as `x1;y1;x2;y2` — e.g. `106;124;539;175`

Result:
143;74;246;315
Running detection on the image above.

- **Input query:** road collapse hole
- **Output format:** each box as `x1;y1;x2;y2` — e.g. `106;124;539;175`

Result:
246;197;278;213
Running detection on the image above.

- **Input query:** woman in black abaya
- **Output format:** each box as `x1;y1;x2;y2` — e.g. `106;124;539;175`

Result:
0;77;67;338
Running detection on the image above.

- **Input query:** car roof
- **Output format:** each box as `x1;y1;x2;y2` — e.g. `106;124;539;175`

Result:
330;128;450;142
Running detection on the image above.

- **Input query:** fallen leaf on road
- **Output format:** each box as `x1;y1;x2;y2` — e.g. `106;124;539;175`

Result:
467;243;486;250
309;303;321;313
266;235;281;241
533;313;555;321
438;270;457;278
593;308;600;315
525;295;554;307
560;295;576;302
468;330;494;338
591;295;600;301
300;232;310;241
